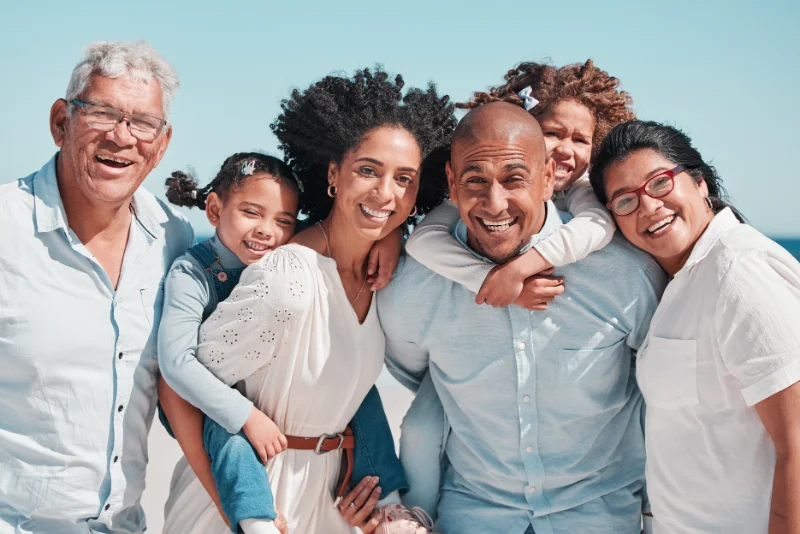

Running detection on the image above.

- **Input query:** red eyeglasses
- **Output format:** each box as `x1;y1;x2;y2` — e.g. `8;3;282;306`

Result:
607;166;685;216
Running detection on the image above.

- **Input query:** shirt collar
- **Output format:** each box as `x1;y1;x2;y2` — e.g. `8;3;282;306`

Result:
209;233;246;269
674;207;740;276
33;154;69;234
452;200;563;263
33;152;168;239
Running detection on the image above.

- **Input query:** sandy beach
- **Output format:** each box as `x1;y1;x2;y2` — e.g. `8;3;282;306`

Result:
140;370;413;534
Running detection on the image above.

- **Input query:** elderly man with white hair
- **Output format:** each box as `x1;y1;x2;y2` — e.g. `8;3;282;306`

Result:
0;41;193;533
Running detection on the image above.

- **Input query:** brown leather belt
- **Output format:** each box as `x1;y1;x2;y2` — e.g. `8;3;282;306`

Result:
285;427;354;501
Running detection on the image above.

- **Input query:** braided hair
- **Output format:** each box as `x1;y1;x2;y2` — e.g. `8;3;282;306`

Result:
165;152;301;210
271;67;457;223
460;59;635;155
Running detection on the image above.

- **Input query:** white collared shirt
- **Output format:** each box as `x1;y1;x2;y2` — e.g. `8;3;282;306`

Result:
0;155;194;533
638;208;800;534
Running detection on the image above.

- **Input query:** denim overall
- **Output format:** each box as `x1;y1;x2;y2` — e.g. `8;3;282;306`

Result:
159;240;407;532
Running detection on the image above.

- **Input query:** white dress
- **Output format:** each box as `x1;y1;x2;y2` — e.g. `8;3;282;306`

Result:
163;244;385;534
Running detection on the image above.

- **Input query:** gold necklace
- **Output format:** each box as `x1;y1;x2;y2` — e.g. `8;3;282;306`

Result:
316;221;367;305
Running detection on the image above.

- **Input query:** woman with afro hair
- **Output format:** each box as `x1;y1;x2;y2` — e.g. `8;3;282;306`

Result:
396;60;652;526
162;67;456;534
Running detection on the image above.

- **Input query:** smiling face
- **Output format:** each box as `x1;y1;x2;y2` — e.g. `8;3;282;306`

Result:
537;98;594;191
447;128;554;264
207;174;299;265
604;149;714;275
51;74;172;208
328;126;422;243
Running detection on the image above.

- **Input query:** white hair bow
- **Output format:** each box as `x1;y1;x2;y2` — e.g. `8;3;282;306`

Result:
517;86;539;111
241;160;256;176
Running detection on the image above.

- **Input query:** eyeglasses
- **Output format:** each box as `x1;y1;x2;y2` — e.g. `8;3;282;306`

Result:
69;99;167;142
607;165;685;216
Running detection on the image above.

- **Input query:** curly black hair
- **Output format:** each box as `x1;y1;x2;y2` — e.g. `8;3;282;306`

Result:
165;152;302;211
271;67;457;223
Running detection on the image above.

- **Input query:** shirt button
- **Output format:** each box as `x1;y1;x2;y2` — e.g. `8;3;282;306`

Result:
118;352;123;360
117;405;124;412
517;341;526;350
113;456;119;463
526;446;533;453
523;395;530;403
104;504;110;511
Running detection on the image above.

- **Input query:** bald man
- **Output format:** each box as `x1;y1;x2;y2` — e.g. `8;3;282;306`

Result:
378;102;667;534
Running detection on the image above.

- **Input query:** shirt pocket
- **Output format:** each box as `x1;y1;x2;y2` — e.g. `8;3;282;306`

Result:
641;336;698;409
557;340;628;416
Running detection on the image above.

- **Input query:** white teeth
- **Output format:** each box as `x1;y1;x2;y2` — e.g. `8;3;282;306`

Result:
96;155;132;165
556;165;572;174
647;215;675;234
479;217;516;232
244;241;268;251
361;205;392;219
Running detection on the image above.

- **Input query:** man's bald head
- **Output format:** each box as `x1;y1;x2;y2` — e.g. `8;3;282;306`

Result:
452;101;547;166
446;101;555;264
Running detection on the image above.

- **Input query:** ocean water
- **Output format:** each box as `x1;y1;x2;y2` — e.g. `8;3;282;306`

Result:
775;238;800;261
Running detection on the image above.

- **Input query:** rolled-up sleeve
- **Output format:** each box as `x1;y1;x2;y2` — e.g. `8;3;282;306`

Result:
715;251;800;406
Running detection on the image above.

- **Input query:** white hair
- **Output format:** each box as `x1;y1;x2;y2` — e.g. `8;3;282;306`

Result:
65;40;180;117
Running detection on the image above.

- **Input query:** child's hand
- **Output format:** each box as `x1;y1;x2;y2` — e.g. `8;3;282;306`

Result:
242;407;288;464
514;268;566;311
476;261;527;308
274;512;288;534
476;248;553;308
367;227;403;291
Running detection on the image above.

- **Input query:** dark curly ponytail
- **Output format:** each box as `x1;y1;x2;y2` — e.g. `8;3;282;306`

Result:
165;152;302;211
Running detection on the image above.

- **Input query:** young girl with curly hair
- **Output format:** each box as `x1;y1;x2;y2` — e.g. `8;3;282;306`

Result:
161;68;456;534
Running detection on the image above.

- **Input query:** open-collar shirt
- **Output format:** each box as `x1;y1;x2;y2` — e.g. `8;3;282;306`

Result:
0;154;194;533
379;202;667;534
638;208;800;533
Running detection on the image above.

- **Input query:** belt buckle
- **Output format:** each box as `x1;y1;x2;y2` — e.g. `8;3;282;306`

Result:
314;432;345;454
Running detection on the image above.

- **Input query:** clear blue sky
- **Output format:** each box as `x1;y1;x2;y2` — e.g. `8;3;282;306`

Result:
1;0;798;236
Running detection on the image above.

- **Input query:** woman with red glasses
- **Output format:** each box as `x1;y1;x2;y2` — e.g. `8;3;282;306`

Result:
590;120;800;534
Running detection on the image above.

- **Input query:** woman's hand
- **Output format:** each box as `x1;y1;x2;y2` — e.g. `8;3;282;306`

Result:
338;476;383;533
367;227;403;291
242;407;288;464
514;268;566;311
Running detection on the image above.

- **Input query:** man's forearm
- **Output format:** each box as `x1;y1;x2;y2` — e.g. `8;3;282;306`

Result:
769;453;800;534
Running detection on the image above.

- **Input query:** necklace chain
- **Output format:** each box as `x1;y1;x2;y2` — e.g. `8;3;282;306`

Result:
316;221;366;305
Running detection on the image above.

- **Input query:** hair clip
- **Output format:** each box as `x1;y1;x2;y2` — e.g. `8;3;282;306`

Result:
517;86;539;111
190;190;197;199
292;172;305;193
241;160;256;176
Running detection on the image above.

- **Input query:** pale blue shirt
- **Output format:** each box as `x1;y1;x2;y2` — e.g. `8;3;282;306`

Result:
379;202;667;534
0;155;194;533
157;234;254;433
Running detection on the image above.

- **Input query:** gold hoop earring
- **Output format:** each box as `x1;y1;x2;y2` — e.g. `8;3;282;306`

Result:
704;196;713;211
409;205;418;217
327;185;337;198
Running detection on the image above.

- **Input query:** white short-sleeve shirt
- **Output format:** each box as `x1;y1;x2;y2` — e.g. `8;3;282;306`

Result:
638;208;800;534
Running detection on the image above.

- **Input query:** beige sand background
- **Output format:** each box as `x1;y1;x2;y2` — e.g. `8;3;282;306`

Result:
140;370;413;534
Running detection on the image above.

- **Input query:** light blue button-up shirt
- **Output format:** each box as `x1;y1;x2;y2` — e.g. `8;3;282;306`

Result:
0;155;194;533
379;202;667;534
